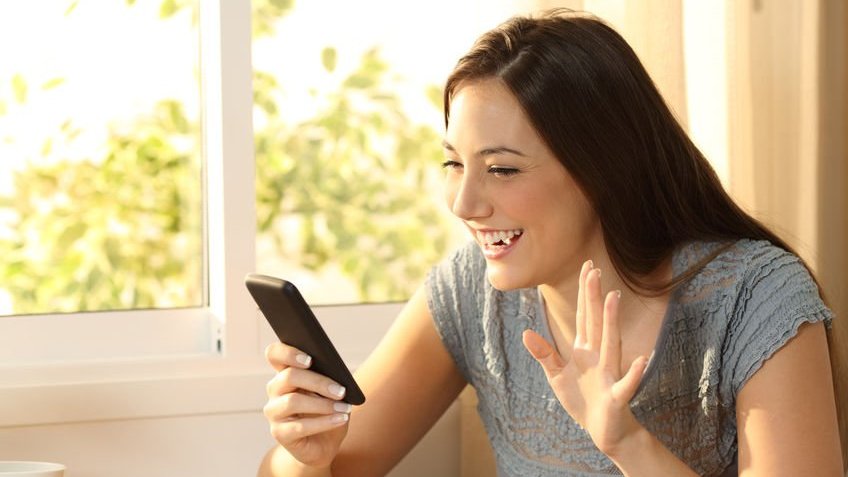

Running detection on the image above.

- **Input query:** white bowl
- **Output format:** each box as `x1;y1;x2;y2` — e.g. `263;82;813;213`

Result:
0;461;65;477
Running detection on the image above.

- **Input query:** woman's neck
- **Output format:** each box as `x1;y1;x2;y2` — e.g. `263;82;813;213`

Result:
538;254;673;346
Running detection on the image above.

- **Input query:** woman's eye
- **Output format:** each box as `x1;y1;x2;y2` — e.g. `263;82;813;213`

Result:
441;160;463;170
488;166;519;177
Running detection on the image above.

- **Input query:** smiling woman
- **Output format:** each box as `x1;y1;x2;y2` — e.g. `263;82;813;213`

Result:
259;9;845;477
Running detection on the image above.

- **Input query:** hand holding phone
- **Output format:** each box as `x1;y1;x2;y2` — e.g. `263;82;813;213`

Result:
246;273;366;405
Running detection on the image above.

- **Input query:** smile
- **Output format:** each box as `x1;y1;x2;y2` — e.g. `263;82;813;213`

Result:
476;229;524;247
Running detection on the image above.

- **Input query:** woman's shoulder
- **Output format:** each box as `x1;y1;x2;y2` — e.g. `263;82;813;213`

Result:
674;238;831;358
677;238;796;272
717;238;802;267
674;238;817;304
659;238;832;403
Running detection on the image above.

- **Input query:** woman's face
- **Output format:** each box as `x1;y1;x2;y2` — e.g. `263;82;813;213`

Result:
443;79;602;291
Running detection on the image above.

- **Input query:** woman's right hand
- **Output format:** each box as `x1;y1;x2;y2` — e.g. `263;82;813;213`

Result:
263;342;353;470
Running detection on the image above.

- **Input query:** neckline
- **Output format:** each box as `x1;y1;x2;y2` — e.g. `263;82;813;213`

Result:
535;245;687;400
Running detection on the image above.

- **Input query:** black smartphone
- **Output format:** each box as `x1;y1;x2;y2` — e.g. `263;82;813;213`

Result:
245;273;366;405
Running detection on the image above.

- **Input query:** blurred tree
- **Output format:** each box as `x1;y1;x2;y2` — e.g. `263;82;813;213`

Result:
0;99;202;314
255;47;452;301
0;0;451;314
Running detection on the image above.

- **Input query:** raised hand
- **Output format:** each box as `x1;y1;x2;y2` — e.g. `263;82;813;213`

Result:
522;260;649;456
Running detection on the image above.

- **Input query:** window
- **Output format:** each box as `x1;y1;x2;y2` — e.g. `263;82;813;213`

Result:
0;1;222;376
251;0;543;305
0;0;263;427
0;1;203;317
0;0;248;374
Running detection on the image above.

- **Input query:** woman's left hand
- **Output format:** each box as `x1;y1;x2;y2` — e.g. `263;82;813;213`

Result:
522;261;649;456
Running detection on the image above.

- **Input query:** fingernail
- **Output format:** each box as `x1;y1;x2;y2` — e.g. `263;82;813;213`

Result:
296;353;312;367
333;402;353;413
328;383;346;398
615;289;622;299
587;260;594;270
330;413;349;424
596;268;602;278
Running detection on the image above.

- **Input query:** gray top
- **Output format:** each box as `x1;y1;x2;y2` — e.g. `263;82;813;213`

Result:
426;239;833;477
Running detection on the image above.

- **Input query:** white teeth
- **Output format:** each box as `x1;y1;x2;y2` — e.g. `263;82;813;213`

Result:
477;229;523;246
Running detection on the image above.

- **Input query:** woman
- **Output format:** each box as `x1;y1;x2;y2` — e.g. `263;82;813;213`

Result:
258;10;845;476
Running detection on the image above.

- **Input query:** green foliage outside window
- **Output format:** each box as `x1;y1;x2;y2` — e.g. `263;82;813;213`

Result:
0;99;203;314
0;0;453;314
254;46;452;301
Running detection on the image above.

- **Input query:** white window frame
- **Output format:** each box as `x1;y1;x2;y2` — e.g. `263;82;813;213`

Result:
0;0;399;429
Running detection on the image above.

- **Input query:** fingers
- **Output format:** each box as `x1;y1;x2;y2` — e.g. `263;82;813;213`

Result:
264;341;350;421
522;329;566;377
269;411;351;446
599;290;622;375
574;260;593;347
611;355;648;403
264;352;353;446
585;268;604;350
265;342;313;372
267;366;348;401
264;391;353;422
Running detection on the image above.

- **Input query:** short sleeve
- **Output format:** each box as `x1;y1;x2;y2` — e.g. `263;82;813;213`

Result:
425;241;486;382
724;242;833;398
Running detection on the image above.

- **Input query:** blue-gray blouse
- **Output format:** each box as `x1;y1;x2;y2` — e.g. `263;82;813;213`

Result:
426;239;833;476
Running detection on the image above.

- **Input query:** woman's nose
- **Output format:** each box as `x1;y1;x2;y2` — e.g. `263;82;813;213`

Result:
448;173;491;220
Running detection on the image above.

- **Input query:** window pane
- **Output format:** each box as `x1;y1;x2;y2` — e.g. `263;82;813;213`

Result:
252;0;537;305
0;1;203;316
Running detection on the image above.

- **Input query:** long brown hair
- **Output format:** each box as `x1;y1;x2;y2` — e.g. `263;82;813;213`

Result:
444;9;846;463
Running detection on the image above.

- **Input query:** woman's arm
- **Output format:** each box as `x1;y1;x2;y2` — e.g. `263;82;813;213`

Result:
258;285;467;477
736;320;843;476
601;322;844;477
331;285;468;475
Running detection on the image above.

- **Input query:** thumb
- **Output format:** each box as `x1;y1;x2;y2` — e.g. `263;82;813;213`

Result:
522;329;566;377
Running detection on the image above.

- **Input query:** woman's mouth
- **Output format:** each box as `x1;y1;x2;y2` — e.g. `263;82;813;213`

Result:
475;229;523;257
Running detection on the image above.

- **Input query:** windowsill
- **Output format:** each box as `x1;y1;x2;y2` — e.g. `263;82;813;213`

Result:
0;302;401;428
0;370;271;428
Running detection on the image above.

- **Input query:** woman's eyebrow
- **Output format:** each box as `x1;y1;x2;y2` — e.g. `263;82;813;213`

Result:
441;140;526;157
478;146;526;157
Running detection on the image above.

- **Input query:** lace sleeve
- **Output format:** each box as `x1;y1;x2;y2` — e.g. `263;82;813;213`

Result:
723;242;833;399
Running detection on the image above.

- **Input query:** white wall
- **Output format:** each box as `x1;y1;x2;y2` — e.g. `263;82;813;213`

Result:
0;402;460;477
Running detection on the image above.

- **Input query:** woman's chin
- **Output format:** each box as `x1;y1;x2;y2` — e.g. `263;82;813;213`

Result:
485;267;529;291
